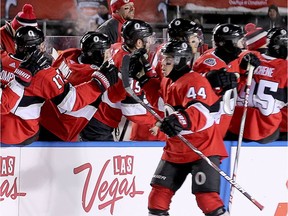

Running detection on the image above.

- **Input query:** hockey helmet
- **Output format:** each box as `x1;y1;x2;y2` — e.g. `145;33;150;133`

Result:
122;19;153;48
168;18;203;43
266;27;287;59
14;26;44;55
212;23;244;50
80;31;111;66
161;40;192;71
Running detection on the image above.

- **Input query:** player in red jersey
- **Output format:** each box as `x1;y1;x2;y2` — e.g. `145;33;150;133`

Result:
38;31;117;141
193;23;260;139
131;18;206;141
83;19;159;141
228;27;288;143
0;26;118;145
130;40;229;216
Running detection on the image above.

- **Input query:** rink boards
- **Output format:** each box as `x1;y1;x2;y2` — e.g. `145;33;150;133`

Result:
0;141;287;216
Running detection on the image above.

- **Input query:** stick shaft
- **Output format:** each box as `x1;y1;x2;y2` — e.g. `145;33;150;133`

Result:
228;64;255;213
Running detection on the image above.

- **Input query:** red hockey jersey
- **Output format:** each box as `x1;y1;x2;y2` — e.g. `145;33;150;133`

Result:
229;54;287;141
142;72;228;163
93;44;157;130
192;49;244;138
39;48;99;141
1;52;103;144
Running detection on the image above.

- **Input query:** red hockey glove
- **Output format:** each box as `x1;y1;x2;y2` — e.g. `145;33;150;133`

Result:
14;67;33;87
159;111;191;137
92;61;118;92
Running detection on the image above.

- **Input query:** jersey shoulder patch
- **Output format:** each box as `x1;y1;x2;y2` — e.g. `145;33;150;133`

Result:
203;58;216;66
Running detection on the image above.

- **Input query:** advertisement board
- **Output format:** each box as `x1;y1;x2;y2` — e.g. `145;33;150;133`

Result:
0;141;287;216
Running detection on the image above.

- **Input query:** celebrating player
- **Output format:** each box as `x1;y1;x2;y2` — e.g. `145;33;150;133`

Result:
129;40;229;216
0;26;118;145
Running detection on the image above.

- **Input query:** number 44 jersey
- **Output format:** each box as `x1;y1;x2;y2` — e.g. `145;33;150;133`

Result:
229;53;287;142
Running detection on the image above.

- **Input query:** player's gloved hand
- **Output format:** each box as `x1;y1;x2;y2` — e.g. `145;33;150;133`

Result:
129;48;150;86
19;49;51;76
92;61;118;92
239;52;260;70
159;111;191;137
133;48;152;72
206;68;238;91
14;67;33;87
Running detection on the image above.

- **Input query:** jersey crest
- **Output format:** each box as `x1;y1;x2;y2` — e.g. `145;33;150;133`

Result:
203;58;216;66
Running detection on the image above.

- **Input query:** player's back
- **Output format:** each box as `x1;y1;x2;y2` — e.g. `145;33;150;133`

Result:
229;54;287;142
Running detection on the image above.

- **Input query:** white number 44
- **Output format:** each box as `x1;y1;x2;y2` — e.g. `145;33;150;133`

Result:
187;87;207;99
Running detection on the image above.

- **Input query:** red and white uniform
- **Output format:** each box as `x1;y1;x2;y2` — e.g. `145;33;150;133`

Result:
0;80;25;114
93;44;157;131
1;51;103;145
142;72;228;163
193;48;245;138
128;43;166;141
40;48;99;141
229;53;287;141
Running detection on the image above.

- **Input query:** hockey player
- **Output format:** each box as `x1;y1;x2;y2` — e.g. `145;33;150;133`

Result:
167;18;206;58
228;27;288;143
193;23;260;138
0;4;38;53
151;18;205;80
129;40;229;216
39;31;117;141
84;19;158;141
0;26;118;145
97;0;135;43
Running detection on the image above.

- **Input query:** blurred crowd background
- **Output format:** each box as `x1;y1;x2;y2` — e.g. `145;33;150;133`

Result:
1;0;287;50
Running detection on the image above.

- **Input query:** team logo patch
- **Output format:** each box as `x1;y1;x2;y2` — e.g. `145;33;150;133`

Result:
203;58;216;66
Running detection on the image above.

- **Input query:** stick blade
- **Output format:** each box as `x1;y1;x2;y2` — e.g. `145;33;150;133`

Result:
120;54;131;88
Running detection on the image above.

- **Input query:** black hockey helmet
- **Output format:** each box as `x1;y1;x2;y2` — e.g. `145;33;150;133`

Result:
122;19;153;48
266;27;287;59
212;23;244;51
80;31;111;66
168;18;203;43
161;40;192;71
14;26;44;56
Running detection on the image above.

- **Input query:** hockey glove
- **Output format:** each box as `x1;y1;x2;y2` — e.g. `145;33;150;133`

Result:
159;111;191;137
239;53;260;70
14;67;33;87
206;68;238;91
129;48;150;86
92;61;118;92
19;49;51;76
133;48;152;72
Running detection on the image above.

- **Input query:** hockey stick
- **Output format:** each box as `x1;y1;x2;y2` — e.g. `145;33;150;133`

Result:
119;118;130;141
120;54;264;211
228;62;255;213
